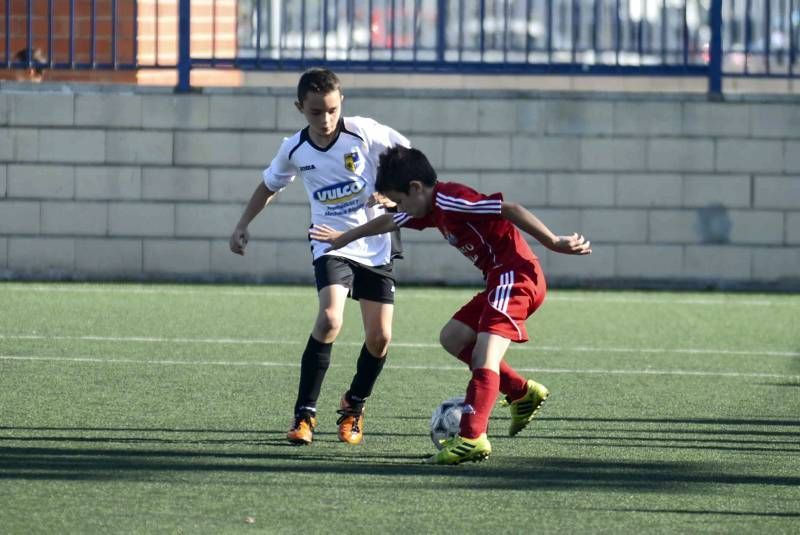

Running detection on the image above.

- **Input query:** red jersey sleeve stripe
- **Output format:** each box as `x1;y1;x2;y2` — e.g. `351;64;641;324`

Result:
438;206;502;214
436;196;502;214
436;192;502;208
393;212;412;226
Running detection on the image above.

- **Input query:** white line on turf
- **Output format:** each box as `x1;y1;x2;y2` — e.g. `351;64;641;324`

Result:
1;333;797;358
1;284;796;306
1;354;798;380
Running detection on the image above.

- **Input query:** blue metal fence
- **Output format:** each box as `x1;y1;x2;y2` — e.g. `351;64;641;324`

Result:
3;0;798;93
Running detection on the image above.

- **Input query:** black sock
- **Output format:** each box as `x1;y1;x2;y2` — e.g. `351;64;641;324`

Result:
346;344;386;408
293;335;332;416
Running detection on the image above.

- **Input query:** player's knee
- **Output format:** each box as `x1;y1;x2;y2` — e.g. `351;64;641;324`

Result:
365;331;391;357
439;326;465;356
316;309;343;338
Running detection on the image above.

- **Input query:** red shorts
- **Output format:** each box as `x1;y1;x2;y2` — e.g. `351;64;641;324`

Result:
452;260;546;343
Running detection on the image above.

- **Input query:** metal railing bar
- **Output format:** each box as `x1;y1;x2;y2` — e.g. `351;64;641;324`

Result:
614;0;620;64
91;0;97;68
4;0;9;65
212;0;217;63
26;0;32;66
112;0;117;68
154;0;159;66
48;0;53;69
526;0;533;61
366;0;371;61
744;0;751;72
548;0;555;62
480;0;485;61
791;0;797;75
764;0;770;74
70;0;75;68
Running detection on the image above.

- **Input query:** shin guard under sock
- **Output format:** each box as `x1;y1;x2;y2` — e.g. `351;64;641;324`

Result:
457;343;528;400
459;368;500;439
346;344;386;409
293;335;332;416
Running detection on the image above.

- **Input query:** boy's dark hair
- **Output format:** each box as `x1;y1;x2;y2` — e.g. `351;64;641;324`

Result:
376;146;437;194
14;47;47;75
297;68;341;103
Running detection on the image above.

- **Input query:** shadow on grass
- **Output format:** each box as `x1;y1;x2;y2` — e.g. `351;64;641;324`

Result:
537;417;800;426
1;440;800;494
580;507;800;518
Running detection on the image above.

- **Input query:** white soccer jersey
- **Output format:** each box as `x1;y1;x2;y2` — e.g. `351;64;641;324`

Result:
263;116;410;266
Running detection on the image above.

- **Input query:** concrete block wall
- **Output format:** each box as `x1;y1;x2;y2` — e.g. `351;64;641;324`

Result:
0;85;798;289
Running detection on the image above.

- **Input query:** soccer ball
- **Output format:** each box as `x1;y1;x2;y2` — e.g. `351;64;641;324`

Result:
430;396;467;449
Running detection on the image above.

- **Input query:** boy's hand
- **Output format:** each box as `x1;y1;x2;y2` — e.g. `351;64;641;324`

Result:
367;192;397;209
309;224;345;250
229;227;250;256
552;233;592;255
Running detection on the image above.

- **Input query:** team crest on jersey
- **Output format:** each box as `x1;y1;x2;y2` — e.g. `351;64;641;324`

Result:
313;177;367;205
344;149;361;172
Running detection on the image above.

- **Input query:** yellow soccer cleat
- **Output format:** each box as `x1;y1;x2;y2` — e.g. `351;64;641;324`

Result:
286;414;317;445
424;433;492;465
507;379;550;437
336;397;365;445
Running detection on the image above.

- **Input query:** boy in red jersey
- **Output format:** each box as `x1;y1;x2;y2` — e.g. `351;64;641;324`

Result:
310;146;591;464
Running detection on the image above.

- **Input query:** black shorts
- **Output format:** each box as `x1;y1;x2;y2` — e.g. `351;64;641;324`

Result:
313;255;396;304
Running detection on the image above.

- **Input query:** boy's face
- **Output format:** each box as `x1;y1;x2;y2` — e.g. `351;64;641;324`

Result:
295;90;343;139
384;181;432;218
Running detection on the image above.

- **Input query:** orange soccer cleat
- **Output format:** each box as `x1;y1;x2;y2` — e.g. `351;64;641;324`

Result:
336;396;365;445
286;414;317;445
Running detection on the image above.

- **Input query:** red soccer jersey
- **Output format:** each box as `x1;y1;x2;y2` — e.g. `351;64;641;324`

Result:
392;181;538;275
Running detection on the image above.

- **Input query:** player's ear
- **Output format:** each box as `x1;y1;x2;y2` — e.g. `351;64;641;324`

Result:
294;101;303;113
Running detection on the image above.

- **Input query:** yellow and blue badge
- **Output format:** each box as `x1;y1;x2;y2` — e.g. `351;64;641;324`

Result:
344;149;360;172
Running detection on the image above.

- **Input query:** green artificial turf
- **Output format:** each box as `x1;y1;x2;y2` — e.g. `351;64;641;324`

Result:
1;283;799;533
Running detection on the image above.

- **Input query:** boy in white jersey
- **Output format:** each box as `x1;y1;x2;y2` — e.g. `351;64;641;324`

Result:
229;68;410;446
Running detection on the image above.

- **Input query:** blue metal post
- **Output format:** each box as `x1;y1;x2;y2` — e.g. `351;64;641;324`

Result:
176;0;192;92
682;0;688;65
300;0;306;66
502;0;509;62
70;0;75;67
436;0;447;62
458;0;464;62
614;0;620;65
571;0;578;63
111;0;117;68
525;0;532;61
26;0;32;63
4;0;9;65
479;0;485;60
155;0;159;65
744;0;752;72
413;0;421;62
91;0;97;67
660;0;666;63
133;0;138;67
322;0;332;61
254;0;261;64
212;0;217;64
48;0;54;68
764;0;771;73
390;0;396;61
791;0;796;76
708;0;723;97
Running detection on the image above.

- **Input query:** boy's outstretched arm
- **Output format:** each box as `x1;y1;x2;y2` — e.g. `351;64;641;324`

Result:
229;182;278;256
309;213;398;251
501;201;592;255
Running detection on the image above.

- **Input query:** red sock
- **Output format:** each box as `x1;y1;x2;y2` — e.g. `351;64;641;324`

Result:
459;368;500;439
457;344;527;400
